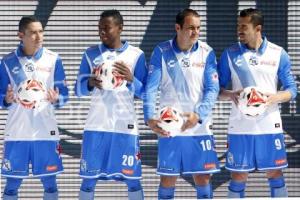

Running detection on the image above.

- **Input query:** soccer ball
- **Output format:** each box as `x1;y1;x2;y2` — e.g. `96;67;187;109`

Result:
94;60;125;90
238;86;268;117
157;106;184;136
16;79;47;109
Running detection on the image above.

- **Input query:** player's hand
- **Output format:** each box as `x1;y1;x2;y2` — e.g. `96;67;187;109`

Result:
88;76;102;90
220;89;242;105
147;118;170;137
47;87;59;104
113;61;133;83
5;84;15;104
181;112;200;132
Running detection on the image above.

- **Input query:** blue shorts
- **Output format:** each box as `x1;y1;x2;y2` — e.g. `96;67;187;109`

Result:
157;135;220;176
79;131;142;180
225;133;288;172
1;141;63;178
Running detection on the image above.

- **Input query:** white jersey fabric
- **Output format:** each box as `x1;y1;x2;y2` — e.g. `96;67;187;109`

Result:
75;42;147;136
0;44;69;141
218;37;297;135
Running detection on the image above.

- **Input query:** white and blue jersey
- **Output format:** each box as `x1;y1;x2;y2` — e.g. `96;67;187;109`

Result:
75;41;147;180
143;38;220;175
218;37;297;135
0;43;69;141
218;37;297;171
143;38;220;136
75;41;147;136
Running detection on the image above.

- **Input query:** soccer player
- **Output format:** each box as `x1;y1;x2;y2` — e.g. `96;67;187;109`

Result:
218;8;297;198
75;10;147;200
143;8;220;199
0;16;69;200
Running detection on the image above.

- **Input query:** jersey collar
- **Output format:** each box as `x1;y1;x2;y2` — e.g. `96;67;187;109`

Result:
16;42;43;60
239;36;268;55
101;41;129;53
172;36;198;54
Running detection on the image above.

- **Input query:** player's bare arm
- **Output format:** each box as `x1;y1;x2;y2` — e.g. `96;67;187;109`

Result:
265;90;293;106
5;84;15;104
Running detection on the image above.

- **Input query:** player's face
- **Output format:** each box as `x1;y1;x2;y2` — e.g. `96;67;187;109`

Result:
18;22;44;54
98;17;122;47
237;16;260;44
176;15;200;47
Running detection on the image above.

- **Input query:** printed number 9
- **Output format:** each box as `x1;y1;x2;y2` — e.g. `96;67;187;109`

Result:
122;155;134;167
275;138;282;150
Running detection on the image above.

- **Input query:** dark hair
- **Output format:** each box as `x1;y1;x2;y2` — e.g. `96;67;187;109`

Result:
100;9;123;25
176;8;200;27
18;16;41;32
239;8;264;27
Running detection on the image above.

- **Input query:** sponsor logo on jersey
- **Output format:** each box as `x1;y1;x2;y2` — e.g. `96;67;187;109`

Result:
192;62;205;68
128;124;134;129
2;159;11;171
235;58;242;67
50;130;56;135
167;60;175;68
275;159;287;165
204;163;216;169
275;123;281;128
12;66;20;74
122;169;134;175
36;66;52;73
46;165;58;171
260;60;276;67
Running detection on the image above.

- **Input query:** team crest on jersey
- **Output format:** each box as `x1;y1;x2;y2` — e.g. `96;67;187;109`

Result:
227;152;234;165
80;159;87;172
181;57;190;68
2;159;11;171
24;62;35;72
249;55;258;66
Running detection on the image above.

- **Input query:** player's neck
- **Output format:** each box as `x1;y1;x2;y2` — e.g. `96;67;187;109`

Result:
247;36;263;51
106;39;122;49
22;47;39;56
176;39;193;52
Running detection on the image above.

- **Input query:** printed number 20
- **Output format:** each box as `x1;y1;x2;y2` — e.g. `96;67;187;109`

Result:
122;155;134;167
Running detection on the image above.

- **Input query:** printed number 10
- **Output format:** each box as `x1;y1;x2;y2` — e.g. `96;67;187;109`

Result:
200;140;212;151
